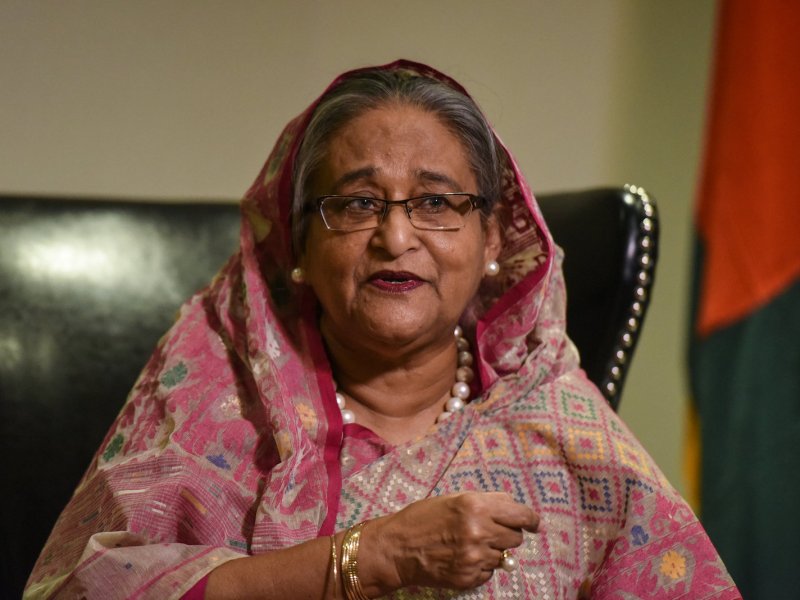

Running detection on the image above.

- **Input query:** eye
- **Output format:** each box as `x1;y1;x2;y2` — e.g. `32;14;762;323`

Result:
344;196;381;212
415;195;449;212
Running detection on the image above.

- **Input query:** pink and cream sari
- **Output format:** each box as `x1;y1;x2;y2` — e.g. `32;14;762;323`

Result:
25;61;739;599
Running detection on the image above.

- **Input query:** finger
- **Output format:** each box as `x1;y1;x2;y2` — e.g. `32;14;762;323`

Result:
487;527;524;551
478;568;495;584
484;548;505;570
488;499;539;532
471;555;498;585
462;491;537;529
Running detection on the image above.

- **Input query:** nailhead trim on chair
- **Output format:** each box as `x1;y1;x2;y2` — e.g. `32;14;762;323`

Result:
600;184;658;403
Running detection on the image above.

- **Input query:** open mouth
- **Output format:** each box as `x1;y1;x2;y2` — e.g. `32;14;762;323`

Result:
368;271;425;293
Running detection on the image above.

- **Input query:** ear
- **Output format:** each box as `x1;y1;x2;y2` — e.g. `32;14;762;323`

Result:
482;212;503;265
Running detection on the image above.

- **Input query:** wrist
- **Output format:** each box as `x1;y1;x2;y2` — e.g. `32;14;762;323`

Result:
345;517;402;599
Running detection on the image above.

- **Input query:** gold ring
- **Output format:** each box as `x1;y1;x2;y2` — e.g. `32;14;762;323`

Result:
500;549;517;572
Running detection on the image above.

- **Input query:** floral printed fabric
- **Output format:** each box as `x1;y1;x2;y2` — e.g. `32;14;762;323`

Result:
25;60;739;599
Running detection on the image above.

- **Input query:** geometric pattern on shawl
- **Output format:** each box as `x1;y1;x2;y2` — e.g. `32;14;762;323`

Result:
335;254;739;599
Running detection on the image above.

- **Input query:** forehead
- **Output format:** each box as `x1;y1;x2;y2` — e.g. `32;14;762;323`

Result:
315;103;476;194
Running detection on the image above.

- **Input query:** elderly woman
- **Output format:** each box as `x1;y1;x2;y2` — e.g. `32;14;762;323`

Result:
25;61;738;599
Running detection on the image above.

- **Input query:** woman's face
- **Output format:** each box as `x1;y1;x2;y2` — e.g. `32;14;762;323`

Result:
300;103;501;355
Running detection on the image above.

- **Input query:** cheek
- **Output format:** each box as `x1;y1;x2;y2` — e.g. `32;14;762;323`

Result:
302;237;363;299
451;226;487;266
433;236;486;287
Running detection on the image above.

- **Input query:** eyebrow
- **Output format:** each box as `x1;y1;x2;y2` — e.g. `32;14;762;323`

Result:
331;167;464;193
415;169;462;190
331;167;377;192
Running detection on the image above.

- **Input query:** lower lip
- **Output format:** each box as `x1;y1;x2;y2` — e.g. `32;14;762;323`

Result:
369;279;424;293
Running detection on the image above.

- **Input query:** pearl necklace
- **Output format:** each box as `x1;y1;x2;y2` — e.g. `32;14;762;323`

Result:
334;325;475;425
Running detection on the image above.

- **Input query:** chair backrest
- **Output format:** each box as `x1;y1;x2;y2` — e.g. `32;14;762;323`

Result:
0;185;657;596
538;185;658;406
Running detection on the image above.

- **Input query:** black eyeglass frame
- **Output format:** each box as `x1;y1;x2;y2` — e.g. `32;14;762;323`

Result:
312;193;486;232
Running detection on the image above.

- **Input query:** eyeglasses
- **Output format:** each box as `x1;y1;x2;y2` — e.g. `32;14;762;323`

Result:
314;193;485;232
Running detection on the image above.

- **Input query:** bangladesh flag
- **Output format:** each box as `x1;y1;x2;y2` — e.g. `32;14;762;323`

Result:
688;2;800;598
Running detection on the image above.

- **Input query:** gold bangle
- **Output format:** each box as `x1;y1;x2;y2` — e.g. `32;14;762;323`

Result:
340;522;369;600
329;535;339;600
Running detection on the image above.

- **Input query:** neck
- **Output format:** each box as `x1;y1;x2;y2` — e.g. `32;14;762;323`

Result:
321;321;459;445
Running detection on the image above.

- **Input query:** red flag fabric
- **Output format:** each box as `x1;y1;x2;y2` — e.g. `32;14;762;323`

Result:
695;0;800;338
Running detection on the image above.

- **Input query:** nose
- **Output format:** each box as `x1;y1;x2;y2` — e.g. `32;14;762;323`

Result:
370;202;420;256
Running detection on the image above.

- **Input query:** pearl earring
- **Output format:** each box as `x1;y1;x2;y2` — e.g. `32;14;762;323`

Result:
290;267;306;284
485;260;500;276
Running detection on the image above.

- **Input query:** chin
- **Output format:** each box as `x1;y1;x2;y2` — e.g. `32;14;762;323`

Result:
367;324;426;345
323;305;454;354
363;317;451;350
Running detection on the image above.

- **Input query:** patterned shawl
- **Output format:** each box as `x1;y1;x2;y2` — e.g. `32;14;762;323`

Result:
25;60;739;599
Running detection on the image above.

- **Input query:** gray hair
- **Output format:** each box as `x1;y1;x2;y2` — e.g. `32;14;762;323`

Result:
291;68;502;253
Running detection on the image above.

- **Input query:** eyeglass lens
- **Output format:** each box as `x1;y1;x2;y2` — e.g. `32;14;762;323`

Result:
320;194;475;232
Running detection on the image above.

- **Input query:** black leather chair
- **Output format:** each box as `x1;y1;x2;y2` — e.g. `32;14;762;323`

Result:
0;185;657;597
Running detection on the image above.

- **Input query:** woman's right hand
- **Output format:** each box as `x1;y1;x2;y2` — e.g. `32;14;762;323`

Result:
359;492;539;595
